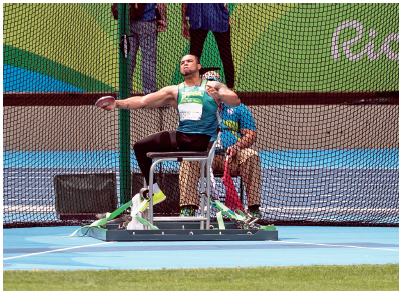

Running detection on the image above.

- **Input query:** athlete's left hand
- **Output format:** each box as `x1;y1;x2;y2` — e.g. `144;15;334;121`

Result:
205;85;220;99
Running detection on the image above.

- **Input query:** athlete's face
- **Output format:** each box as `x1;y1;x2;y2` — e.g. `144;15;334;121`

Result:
180;55;200;76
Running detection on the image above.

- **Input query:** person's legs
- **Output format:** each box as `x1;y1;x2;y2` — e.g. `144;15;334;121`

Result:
176;131;211;152
179;152;225;216
213;28;235;89
212;151;262;217
138;20;158;94
189;28;209;60
179;161;201;216
134;131;211;211
213;154;237;173
133;131;179;211
238;148;262;209
133;131;173;185
179;153;227;207
176;132;213;216
129;21;140;95
134;131;211;183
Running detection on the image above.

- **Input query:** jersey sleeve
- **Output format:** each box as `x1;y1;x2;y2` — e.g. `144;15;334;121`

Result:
239;104;257;131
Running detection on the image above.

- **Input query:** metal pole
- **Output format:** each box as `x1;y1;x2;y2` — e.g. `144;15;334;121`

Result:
200;160;205;229
118;4;131;204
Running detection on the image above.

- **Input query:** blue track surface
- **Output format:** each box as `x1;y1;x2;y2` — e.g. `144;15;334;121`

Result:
3;226;399;270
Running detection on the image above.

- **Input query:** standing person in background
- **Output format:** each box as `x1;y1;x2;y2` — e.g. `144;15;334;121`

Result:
182;3;235;90
112;3;167;94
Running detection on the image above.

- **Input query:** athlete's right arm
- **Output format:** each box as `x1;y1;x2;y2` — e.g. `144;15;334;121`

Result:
103;86;178;111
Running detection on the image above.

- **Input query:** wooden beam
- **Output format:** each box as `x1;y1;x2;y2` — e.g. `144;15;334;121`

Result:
3;91;399;106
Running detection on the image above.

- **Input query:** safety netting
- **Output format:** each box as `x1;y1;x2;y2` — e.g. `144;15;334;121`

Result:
3;3;399;228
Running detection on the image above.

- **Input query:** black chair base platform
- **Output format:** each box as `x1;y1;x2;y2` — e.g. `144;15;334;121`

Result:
87;222;278;242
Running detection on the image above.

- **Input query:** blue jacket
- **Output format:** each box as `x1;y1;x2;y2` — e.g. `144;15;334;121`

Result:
111;3;156;22
187;3;229;33
217;103;257;154
139;3;156;22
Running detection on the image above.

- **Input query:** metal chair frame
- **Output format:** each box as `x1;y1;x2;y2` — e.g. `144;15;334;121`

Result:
146;131;221;229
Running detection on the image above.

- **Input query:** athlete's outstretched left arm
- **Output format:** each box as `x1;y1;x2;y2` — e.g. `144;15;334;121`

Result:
205;81;240;107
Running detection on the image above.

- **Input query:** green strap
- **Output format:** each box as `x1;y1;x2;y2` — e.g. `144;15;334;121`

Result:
211;199;246;230
234;208;246;218
135;216;159;230
68;224;106;237
129;196;159;230
216;211;225;230
211;199;276;231
68;199;133;237
260;224;276;231
211;200;246;222
69;195;160;237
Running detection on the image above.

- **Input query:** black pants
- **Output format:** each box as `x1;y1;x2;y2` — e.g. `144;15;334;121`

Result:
190;27;235;89
133;131;211;184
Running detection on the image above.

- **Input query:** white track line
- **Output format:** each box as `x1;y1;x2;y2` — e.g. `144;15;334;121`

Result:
3;240;398;261
3;242;116;261
271;240;399;251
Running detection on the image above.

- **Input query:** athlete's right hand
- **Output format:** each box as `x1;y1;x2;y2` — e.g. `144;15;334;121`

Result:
102;100;117;111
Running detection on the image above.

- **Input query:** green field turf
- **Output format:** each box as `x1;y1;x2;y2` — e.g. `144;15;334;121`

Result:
3;264;398;291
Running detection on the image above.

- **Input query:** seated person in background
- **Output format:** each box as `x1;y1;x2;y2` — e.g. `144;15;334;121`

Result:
179;71;262;218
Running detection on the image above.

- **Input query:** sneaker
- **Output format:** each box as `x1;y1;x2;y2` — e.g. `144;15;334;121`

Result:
179;206;196;217
140;189;166;212
248;206;262;219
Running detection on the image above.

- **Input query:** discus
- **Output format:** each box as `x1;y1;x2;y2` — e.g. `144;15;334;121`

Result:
95;96;115;108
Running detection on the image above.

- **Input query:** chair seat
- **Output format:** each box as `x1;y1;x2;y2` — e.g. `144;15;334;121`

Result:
147;150;209;159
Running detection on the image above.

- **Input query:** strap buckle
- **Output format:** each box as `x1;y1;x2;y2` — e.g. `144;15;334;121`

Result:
231;214;261;230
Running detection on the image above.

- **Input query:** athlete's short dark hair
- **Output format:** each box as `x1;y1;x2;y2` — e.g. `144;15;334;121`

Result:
183;54;200;64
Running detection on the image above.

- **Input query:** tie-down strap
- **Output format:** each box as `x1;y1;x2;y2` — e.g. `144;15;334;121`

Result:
210;199;276;231
69;194;158;237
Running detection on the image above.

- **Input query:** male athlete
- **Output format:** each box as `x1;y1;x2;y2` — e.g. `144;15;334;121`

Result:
100;54;240;210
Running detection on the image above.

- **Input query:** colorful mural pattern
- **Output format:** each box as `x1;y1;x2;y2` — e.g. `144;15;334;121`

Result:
3;3;399;93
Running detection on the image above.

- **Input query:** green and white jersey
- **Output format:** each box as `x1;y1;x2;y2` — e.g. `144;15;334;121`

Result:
176;79;219;141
